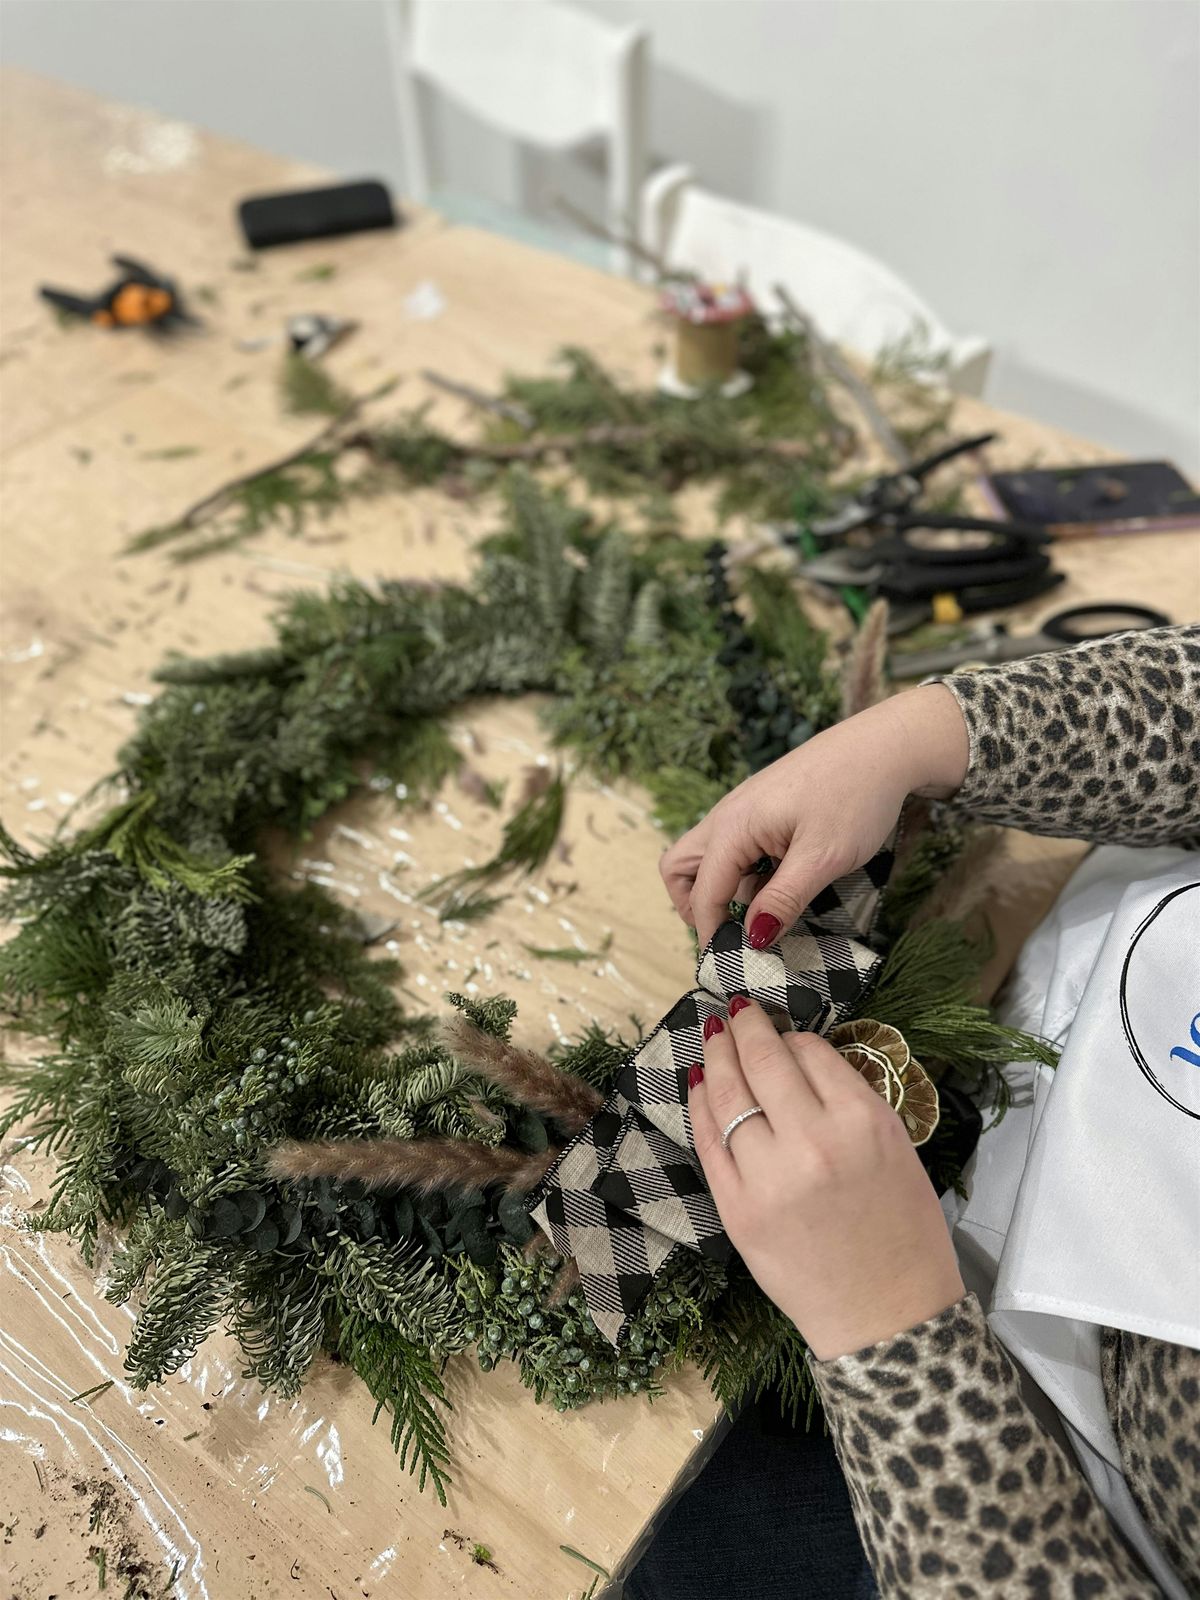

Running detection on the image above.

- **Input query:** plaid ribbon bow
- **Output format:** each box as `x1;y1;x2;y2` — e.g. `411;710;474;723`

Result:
527;846;894;1345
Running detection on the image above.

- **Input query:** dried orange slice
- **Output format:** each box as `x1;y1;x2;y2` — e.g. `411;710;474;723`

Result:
834;1041;900;1107
827;1018;940;1146
828;1018;911;1073
897;1068;940;1146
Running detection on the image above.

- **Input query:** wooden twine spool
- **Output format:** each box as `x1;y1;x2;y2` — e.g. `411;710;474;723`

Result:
661;281;755;392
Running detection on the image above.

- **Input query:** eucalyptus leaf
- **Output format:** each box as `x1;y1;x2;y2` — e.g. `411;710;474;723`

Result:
498;1188;535;1245
514;1108;548;1154
206;1197;243;1239
416;1212;444;1258
278;1205;303;1247
236;1191;268;1231
252;1220;280;1254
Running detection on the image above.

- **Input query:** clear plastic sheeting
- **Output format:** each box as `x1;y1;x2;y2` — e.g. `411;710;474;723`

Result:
1;1161;724;1596
1;704;725;1599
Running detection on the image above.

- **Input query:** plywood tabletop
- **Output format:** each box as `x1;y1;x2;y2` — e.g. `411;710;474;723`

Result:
2;68;1196;1600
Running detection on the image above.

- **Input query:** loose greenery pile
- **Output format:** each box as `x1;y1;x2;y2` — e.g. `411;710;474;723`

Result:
127;320;954;565
2;350;1047;1505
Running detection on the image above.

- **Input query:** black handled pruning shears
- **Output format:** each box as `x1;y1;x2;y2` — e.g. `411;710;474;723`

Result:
805;433;1003;542
778;431;1059;629
39;255;195;331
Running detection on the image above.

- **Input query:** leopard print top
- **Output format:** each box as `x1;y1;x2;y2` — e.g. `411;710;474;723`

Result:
810;626;1200;1598
943;624;1200;842
814;1295;1167;1599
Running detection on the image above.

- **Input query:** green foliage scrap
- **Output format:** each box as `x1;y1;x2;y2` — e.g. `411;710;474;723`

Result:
281;353;353;418
124;321;962;570
494;332;846;519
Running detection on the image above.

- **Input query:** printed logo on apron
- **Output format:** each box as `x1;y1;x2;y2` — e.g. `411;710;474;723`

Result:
1119;881;1200;1121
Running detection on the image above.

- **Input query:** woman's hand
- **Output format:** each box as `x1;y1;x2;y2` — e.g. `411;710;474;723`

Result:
660;684;970;948
688;996;964;1361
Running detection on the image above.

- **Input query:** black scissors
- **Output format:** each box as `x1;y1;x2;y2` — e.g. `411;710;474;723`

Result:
890;601;1172;678
804;433;1012;543
796;518;1059;606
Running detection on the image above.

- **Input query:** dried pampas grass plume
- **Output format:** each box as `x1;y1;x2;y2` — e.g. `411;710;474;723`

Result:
439;1015;601;1134
267;1136;556;1195
839;598;890;720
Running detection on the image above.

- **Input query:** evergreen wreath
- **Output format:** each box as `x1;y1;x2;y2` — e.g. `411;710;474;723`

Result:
2;346;1046;1506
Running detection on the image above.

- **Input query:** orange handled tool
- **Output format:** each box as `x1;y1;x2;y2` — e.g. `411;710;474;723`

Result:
39;254;194;330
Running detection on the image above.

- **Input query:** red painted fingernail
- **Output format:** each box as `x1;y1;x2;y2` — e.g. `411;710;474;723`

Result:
728;993;752;1017
703;1014;724;1040
687;1062;705;1089
748;912;782;949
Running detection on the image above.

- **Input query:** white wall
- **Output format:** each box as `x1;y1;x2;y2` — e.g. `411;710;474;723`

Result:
2;0;1197;470
578;0;1200;471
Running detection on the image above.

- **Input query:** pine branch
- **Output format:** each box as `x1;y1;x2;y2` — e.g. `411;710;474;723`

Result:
124;377;397;555
422;772;566;906
421;368;534;429
321;1235;468;1351
579;531;632;660
281;352;353;417
231;1258;329;1396
359;420;828;468
73;793;255;900
124;1234;230;1386
628;579;665;651
338;1310;453;1504
865;919;1059;1084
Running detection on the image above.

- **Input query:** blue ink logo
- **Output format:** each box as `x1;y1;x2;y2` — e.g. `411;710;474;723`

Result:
1170;1012;1200;1071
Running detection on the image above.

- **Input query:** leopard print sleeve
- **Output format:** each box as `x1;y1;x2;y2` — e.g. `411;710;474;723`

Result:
940;624;1200;845
809;1293;1164;1599
1101;1327;1200;1589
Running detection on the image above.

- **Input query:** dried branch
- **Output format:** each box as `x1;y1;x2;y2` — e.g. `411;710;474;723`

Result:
151;378;398;537
774;284;910;467
547;192;670;277
421;369;534;430
350;421;825;467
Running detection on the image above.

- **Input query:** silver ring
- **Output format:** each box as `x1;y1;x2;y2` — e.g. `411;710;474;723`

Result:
721;1105;766;1150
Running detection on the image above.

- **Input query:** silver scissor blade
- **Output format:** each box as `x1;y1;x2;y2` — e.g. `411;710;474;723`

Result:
809;505;874;540
798;553;881;586
890;630;1052;678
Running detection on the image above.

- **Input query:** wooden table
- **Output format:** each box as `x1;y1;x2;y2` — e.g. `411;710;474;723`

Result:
2;70;1196;1600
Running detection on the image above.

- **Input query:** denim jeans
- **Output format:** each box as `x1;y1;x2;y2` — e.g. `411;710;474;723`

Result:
625;1393;878;1600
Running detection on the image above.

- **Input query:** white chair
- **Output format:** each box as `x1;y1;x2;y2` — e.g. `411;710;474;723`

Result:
642;165;992;397
386;0;649;277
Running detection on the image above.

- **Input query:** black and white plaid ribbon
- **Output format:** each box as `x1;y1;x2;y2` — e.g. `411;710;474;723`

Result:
527;848;893;1345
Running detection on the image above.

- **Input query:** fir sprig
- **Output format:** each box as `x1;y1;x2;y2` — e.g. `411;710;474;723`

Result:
423;773;566;908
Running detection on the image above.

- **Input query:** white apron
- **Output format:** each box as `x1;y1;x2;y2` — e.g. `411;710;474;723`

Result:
947;846;1200;1599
